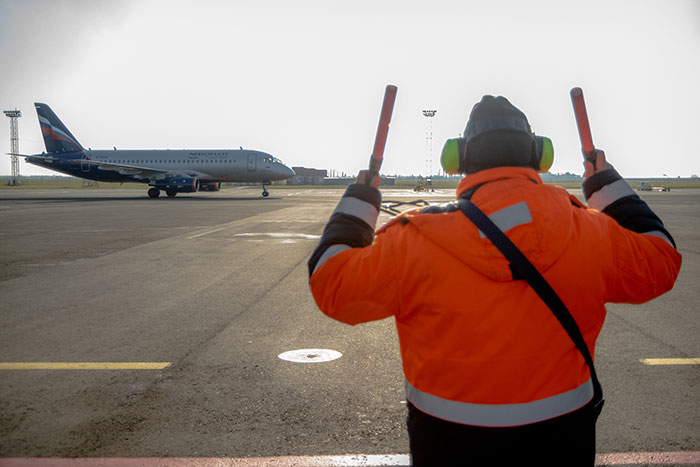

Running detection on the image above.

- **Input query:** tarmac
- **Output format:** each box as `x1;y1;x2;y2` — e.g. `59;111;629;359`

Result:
0;186;698;466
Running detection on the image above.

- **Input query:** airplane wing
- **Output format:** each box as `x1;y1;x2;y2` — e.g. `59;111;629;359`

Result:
11;152;211;181
65;159;212;180
8;152;172;177
67;158;173;177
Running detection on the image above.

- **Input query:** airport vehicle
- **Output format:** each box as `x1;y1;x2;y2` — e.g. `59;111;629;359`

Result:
637;182;670;192
12;103;295;198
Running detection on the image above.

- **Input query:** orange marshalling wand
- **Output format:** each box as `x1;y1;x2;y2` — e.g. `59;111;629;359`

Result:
368;85;398;178
570;87;597;163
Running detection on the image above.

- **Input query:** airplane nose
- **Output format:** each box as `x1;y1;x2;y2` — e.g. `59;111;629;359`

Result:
271;163;295;180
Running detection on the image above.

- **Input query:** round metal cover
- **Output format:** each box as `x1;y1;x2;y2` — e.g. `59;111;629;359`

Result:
278;348;342;363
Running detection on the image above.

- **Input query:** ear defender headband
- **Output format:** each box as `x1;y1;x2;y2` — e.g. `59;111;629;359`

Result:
440;102;555;174
440;133;554;174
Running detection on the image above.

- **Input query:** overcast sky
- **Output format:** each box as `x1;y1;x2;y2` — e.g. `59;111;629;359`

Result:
1;0;699;178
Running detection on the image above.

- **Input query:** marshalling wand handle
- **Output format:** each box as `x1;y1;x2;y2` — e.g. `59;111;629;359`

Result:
570;87;597;163
368;85;398;179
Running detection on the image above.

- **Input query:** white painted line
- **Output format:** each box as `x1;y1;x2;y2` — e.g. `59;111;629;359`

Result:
57;226;211;234
233;233;321;239
187;227;228;239
253;220;320;223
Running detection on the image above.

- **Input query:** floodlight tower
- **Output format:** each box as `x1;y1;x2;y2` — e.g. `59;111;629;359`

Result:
423;110;437;179
4;109;22;186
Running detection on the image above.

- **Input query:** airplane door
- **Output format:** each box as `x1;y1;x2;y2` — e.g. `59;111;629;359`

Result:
247;154;256;171
81;156;90;172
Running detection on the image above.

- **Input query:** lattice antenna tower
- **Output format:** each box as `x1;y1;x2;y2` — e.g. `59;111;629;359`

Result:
422;110;437;177
4;109;22;186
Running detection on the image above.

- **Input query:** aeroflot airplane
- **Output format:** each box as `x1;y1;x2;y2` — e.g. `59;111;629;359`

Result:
14;103;295;198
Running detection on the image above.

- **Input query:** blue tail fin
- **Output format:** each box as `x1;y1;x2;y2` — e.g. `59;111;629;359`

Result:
34;103;83;153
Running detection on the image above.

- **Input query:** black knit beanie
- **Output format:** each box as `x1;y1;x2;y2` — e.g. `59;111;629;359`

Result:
462;95;537;174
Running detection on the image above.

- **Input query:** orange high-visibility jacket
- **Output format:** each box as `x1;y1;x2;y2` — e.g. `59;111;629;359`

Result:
309;167;681;427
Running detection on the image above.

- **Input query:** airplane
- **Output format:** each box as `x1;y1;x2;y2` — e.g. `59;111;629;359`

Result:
11;103;295;198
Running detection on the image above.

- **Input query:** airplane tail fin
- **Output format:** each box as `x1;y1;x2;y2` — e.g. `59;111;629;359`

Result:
34;103;84;153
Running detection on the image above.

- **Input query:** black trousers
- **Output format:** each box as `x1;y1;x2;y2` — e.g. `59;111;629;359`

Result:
407;400;597;466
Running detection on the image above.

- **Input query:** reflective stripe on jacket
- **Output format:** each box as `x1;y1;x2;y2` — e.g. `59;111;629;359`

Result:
309;167;681;427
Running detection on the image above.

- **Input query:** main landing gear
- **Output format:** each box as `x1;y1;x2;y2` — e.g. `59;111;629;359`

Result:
262;181;270;198
147;188;177;198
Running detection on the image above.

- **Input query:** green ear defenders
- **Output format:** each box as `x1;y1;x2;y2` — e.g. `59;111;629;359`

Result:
441;133;554;174
440;138;466;174
535;135;554;173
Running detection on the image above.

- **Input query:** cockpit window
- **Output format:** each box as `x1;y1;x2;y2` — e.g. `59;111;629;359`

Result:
262;156;284;164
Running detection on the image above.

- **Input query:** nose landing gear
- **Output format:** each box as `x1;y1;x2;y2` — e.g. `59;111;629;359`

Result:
262;181;270;197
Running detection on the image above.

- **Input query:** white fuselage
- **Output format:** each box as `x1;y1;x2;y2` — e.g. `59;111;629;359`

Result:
85;148;294;182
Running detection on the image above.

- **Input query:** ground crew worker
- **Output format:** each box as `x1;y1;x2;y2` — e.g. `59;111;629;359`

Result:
307;95;682;466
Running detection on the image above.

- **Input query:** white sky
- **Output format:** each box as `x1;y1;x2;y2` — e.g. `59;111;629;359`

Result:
1;0;699;178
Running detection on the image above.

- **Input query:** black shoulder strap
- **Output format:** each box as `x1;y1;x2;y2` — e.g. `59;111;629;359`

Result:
458;198;604;411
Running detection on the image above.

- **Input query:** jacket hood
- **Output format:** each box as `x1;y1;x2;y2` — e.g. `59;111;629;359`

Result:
405;167;575;282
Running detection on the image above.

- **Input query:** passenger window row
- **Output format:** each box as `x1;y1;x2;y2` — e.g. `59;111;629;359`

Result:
108;160;238;164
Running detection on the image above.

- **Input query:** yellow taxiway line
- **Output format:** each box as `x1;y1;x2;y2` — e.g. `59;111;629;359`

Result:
0;362;171;370
3;452;700;466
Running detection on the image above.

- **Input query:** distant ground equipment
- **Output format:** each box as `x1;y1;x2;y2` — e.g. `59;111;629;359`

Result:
414;175;434;192
637;181;670;192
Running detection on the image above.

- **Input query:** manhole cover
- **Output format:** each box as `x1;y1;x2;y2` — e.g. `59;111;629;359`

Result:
278;349;342;363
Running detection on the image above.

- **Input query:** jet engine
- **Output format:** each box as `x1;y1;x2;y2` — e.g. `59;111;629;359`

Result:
199;182;221;192
153;177;199;193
